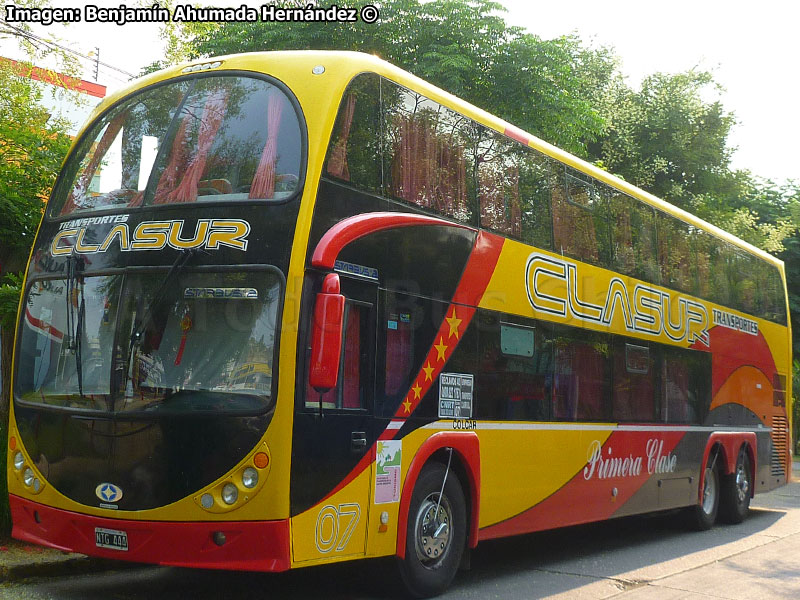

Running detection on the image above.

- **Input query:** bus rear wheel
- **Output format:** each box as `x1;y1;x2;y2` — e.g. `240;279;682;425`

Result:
397;462;466;598
719;447;751;524
688;455;719;531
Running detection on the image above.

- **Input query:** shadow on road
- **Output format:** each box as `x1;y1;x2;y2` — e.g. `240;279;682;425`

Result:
6;504;789;600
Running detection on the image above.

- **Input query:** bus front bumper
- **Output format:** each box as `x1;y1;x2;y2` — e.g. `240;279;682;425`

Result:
9;495;290;572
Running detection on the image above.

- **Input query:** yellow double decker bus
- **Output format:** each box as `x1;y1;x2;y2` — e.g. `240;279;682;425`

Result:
7;51;791;597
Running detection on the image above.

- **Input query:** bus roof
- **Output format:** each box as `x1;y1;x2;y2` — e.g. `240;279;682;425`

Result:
84;50;784;271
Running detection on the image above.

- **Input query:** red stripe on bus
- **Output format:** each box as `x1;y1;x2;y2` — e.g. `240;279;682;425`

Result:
382;304;477;425
383;231;504;426
452;230;505;306
479;430;686;540
311;212;473;270
504;125;531;146
10;495;290;571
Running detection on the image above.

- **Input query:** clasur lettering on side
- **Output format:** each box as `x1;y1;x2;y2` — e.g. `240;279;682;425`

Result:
525;252;709;346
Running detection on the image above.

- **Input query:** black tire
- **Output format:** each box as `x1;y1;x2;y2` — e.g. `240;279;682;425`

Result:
687;453;719;531
397;462;467;598
719;447;752;524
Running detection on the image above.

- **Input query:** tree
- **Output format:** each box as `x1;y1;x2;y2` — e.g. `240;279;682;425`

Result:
1;0;77;273
588;70;737;211
0;63;73;271
588;70;798;259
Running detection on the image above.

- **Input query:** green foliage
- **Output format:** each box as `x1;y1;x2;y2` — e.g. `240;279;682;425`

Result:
717;207;795;254
588;70;736;211
0;273;23;333
0;63;72;268
1;0;79;275
587;70;799;257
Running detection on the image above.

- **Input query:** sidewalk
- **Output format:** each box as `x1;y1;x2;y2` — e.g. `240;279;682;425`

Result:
3;462;800;583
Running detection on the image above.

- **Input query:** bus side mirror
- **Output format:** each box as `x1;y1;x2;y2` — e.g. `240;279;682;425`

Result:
309;273;345;391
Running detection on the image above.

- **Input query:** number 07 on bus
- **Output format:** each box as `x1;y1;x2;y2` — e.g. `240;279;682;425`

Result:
6;51;792;597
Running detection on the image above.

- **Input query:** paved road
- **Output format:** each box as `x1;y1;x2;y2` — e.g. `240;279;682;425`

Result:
3;479;800;599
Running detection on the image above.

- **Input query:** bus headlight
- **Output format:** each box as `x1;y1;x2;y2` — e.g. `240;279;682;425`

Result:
13;452;24;470
221;483;238;505
201;493;214;509
23;468;35;487
242;467;258;489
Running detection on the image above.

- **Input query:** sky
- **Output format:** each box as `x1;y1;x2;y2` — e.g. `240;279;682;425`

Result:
2;0;797;184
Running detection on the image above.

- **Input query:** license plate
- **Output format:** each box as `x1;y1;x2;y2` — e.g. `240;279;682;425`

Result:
95;527;128;551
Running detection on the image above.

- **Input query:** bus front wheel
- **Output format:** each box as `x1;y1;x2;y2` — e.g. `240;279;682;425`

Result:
719;447;752;524
397;462;467;598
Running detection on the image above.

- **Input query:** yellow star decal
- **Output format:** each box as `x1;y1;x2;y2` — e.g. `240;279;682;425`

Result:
412;383;422;399
422;362;434;382
434;337;448;362
402;398;412;414
445;308;462;339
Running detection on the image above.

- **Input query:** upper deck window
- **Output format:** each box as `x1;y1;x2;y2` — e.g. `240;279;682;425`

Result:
51;75;303;217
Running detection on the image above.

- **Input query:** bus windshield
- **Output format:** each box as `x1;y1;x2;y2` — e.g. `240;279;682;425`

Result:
15;269;281;415
50;74;303;217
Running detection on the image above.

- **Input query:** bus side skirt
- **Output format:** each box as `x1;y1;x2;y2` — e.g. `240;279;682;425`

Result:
395;432;480;559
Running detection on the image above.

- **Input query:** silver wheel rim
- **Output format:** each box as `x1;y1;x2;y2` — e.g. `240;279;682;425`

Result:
735;459;750;503
413;493;452;568
702;466;716;514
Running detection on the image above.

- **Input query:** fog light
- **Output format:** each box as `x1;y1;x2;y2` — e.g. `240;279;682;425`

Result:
201;493;214;509
242;467;258;489
23;468;34;487
13;452;24;470
221;483;238;505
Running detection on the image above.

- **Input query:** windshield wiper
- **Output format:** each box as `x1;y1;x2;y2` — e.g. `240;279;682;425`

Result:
125;249;196;391
65;255;86;398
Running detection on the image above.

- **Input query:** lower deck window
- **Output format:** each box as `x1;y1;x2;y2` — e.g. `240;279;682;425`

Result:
553;335;611;421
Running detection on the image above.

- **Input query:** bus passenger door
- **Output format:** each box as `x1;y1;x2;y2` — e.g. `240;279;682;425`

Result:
291;276;376;563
